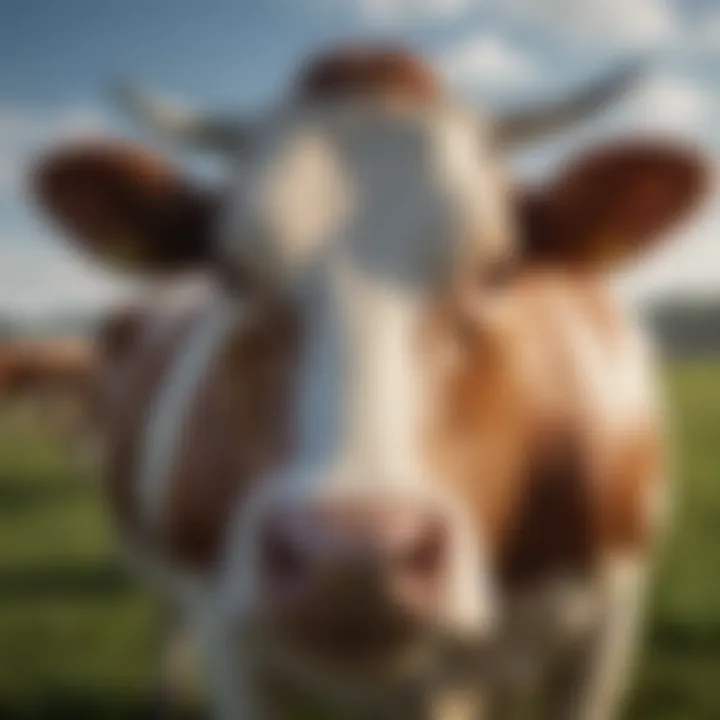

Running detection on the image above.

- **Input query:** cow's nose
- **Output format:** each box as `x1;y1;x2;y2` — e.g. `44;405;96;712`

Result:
260;503;448;600
257;502;449;662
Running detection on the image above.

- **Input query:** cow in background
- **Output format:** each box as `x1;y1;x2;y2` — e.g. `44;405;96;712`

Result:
0;283;211;467
0;336;98;455
15;47;710;719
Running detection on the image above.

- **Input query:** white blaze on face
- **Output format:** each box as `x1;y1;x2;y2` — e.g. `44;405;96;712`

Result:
263;255;434;494
334;264;428;485
218;96;516;486
233;99;512;486
306;259;495;634
218;98;508;633
218;96;516;483
219;256;495;637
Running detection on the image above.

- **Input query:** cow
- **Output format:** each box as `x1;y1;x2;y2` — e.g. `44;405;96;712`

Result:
0;336;98;452
23;46;709;719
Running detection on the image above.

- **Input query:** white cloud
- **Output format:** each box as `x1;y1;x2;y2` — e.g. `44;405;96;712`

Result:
0;105;110;201
0;237;134;319
615;195;720;302
0;160;17;198
692;9;720;49
505;0;678;47
341;0;683;48
354;0;473;23
440;36;539;89
617;74;716;136
511;145;720;304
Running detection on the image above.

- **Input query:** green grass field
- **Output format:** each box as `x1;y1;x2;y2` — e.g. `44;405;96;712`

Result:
0;360;718;719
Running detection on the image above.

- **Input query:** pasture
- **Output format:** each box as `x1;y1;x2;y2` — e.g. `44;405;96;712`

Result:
0;360;718;720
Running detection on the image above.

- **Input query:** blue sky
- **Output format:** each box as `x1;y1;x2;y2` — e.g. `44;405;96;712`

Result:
0;0;718;316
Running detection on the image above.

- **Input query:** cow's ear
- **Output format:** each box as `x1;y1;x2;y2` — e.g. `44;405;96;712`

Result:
32;141;218;273
519;141;710;269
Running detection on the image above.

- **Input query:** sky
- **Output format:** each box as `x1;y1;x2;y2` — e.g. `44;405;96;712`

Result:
0;0;718;318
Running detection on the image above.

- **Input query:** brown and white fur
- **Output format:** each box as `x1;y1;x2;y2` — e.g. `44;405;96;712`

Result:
23;47;709;719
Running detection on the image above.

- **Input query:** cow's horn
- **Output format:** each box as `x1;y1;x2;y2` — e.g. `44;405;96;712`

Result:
494;61;644;148
113;80;251;151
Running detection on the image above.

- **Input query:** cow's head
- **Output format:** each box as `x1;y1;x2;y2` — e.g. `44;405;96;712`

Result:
31;46;708;692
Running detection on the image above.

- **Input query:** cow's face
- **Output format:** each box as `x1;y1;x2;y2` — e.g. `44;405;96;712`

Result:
31;46;709;692
214;97;508;686
215;74;512;682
